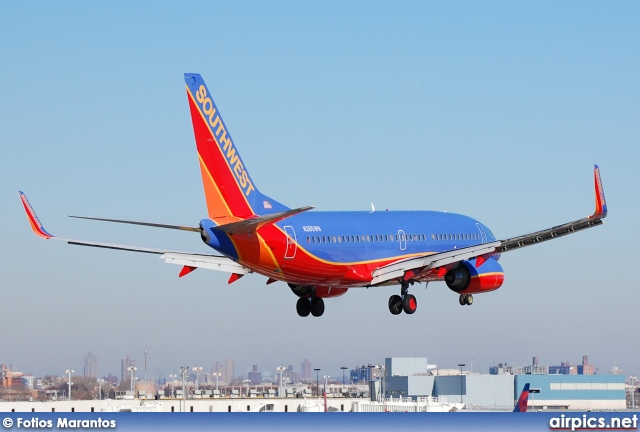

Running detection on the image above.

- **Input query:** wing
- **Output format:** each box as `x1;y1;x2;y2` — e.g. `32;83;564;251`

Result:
371;165;607;286
19;192;249;276
497;164;607;252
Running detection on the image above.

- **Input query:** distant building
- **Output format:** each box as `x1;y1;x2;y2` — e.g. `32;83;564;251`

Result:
577;355;595;375
549;361;577;375
283;365;300;384
224;357;234;384
22;375;36;390
1;364;23;388
248;365;262;385
104;374;118;386
350;365;378;383
494;355;596;376
121;355;135;382
489;363;514;375
84;352;98;378
301;359;311;382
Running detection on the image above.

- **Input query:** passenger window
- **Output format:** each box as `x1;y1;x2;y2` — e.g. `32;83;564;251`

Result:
332;236;336;243
307;237;310;243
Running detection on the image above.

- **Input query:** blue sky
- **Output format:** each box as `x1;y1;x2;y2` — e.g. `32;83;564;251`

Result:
1;1;638;381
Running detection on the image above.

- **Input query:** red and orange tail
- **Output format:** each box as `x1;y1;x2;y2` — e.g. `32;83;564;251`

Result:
184;73;289;226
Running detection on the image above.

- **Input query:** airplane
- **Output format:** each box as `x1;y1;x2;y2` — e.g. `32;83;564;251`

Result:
513;383;531;412
20;73;608;318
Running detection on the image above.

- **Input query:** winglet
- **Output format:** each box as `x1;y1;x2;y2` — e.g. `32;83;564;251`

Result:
19;192;54;239
590;165;607;219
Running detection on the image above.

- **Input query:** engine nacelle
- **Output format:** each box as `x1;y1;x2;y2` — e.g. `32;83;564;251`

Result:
445;265;471;292
445;258;504;294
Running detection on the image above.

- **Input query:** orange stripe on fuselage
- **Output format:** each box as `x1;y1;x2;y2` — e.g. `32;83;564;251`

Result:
234;224;413;287
186;87;254;219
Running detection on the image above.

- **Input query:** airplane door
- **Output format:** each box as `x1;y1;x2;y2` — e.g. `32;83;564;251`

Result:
284;226;297;259
476;223;487;244
398;229;407;251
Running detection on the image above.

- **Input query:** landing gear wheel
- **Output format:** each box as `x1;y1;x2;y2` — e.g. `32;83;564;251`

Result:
402;294;417;314
310;297;325;317
465;294;473;305
388;295;403;315
296;297;311;317
459;294;466;306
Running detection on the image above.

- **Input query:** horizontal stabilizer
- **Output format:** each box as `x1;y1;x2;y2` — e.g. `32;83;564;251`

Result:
69;215;200;232
213;206;314;235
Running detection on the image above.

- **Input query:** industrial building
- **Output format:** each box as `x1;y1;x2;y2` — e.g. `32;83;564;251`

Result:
514;375;626;410
371;357;627;410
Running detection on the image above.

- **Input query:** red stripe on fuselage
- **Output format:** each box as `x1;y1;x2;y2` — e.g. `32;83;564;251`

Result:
232;223;402;287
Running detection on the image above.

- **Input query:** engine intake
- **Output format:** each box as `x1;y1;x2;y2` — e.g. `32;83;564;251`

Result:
445;265;471;292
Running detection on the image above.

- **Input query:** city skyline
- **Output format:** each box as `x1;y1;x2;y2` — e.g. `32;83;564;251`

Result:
2;2;638;382
3;351;633;386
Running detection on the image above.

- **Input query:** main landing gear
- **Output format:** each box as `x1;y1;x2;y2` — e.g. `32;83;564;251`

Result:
296;297;325;317
388;283;417;315
459;294;473;306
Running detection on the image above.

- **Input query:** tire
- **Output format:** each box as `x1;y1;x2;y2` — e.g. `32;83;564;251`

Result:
465;294;473;306
296;297;311;317
459;294;466;306
310;297;325;317
402;294;417;314
388;295;403;315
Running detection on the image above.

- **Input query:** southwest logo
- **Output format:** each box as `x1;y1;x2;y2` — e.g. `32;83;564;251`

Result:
195;85;255;198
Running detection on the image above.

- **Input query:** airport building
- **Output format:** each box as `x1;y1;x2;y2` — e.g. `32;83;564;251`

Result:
514;375;626;410
371;357;627;410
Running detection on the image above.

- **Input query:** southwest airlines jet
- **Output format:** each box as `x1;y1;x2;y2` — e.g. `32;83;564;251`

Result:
20;73;608;318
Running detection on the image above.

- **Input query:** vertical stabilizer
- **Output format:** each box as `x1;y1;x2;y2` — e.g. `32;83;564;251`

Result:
513;383;530;412
184;73;289;224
